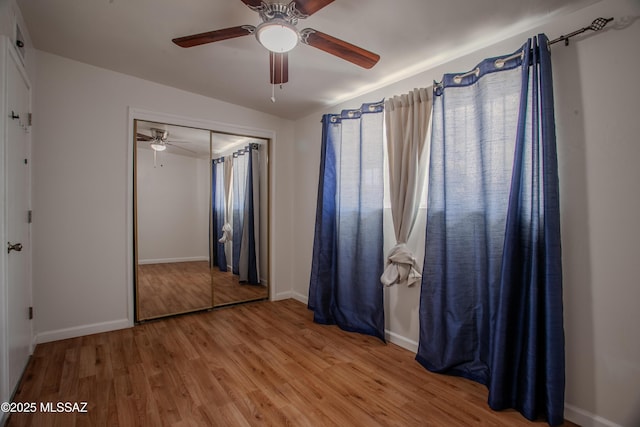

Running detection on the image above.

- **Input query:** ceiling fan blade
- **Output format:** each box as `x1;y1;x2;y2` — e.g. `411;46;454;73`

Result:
167;143;197;154
172;26;254;48
269;52;289;85
137;133;152;141
301;29;380;69
292;0;335;16
239;0;263;8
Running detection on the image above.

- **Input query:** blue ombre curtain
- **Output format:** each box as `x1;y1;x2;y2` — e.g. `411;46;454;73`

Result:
308;101;386;341
211;158;227;271
417;34;564;425
239;144;260;284
232;148;248;275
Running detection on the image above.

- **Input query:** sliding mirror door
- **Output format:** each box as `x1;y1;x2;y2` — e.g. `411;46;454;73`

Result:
211;133;269;306
134;120;213;321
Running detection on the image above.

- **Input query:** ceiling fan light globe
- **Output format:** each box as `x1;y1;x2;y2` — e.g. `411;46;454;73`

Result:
256;20;298;53
150;142;167;151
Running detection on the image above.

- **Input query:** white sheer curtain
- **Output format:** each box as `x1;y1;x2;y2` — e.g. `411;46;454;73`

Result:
217;155;233;274
380;88;431;287
224;155;233;226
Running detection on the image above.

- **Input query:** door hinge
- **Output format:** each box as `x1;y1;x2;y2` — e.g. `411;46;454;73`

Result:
28;306;33;320
28;112;32;126
28;210;32;223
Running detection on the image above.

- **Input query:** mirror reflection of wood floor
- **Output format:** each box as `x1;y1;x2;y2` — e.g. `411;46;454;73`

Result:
137;261;212;320
138;261;268;320
211;267;268;306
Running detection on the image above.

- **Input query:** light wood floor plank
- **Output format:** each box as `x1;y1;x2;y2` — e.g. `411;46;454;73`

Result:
7;299;576;426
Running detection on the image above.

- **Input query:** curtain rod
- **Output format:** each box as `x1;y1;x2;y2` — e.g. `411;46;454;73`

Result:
548;17;613;46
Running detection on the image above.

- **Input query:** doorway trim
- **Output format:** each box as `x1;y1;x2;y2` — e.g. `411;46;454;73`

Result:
0;35;33;411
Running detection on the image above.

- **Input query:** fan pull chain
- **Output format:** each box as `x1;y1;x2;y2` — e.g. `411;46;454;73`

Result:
280;53;284;90
270;51;276;103
269;51;286;103
153;149;157;168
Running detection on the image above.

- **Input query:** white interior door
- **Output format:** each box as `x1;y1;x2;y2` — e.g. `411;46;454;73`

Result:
5;44;32;395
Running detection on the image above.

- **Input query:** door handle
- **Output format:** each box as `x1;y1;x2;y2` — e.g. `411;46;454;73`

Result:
7;242;23;253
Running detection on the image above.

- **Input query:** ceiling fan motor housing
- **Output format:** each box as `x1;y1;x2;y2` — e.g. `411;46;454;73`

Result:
151;128;169;141
250;2;307;23
252;2;305;53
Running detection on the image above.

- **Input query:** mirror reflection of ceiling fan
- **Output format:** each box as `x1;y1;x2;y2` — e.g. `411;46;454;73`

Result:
136;128;196;153
137;128;198;168
172;0;380;101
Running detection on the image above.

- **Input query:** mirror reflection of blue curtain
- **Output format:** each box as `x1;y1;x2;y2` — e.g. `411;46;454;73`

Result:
417;35;564;425
232;149;248;275
239;146;260;284
308;102;385;341
211;158;227;271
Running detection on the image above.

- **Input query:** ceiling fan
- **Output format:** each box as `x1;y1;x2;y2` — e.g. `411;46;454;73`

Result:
172;0;380;88
137;128;199;167
137;128;195;153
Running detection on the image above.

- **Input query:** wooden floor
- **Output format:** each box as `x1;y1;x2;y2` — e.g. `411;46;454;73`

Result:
8;300;576;427
137;262;267;320
211;268;268;307
137;261;212;320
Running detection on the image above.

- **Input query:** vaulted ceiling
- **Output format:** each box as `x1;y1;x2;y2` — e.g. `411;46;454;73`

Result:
17;0;595;119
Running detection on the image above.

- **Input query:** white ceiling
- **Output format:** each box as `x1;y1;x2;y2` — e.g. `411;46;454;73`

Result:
17;0;595;119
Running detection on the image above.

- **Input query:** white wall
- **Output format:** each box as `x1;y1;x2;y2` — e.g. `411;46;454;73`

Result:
291;0;640;426
31;49;295;343
136;147;209;263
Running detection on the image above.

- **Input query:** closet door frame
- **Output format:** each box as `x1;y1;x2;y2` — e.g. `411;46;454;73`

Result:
126;108;275;326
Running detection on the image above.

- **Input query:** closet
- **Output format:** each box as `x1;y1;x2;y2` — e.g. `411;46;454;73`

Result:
133;120;269;321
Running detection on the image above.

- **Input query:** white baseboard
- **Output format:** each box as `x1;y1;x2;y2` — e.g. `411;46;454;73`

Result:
564;403;623;427
35;318;131;344
289;292;418;353
385;330;418;353
138;256;208;265
272;290;293;301
291;291;308;305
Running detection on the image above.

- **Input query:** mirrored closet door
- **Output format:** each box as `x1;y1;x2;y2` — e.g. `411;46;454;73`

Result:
210;132;269;307
134;120;213;320
134;120;269;322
